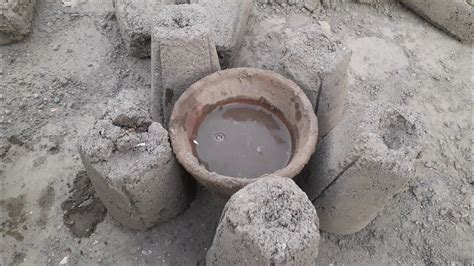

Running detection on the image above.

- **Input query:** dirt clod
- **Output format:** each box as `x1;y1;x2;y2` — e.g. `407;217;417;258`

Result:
9;251;26;266
0;194;27;241
112;113;152;132
0;138;11;157
7;135;24;146
61;171;107;238
37;183;56;227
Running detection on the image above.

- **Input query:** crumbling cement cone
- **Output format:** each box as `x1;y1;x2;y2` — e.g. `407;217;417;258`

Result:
79;105;193;230
303;103;425;234
0;0;36;45
280;23;352;138
207;177;320;265
151;4;220;125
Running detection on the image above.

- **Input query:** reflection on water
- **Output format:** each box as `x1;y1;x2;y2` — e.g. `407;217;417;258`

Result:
193;102;293;178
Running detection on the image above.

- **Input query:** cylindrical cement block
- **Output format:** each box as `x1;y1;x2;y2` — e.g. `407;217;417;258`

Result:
207;176;320;265
151;4;220;126
399;0;473;43
190;0;253;68
303;103;425;234
281;23;351;138
114;0;175;58
0;0;36;45
79;109;194;230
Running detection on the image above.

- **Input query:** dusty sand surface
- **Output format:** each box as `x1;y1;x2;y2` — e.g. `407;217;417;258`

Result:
0;0;472;265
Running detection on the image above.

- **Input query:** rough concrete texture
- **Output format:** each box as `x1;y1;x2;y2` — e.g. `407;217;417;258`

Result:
303;103;425;234
354;0;395;6
0;0;36;45
0;137;11;157
114;0;175;57
151;4;220;125
190;0;253;67
303;0;321;11
399;0;473;43
207;177;320;266
281;23;351;138
257;0;352;10
320;0;348;8
2;0;474;264
78;95;194;230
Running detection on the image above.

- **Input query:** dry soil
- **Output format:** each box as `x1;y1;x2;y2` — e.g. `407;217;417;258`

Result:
0;0;472;265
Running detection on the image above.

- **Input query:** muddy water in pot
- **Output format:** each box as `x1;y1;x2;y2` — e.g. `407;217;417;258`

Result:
192;101;293;178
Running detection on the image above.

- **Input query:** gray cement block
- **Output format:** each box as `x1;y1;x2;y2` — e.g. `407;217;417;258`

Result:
303;103;425;234
78;94;194;230
399;0;473;43
280;23;351;138
151;4;220;125
207;176;320;266
0;0;36;45
114;0;175;58
190;0;253;68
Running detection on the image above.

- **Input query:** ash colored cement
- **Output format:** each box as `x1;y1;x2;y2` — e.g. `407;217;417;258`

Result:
151;4;220;125
114;0;175;57
207;177;320;265
281;23;351;138
399;0;473;43
354;0;394;6
115;0;253;61
303;103;425;234
256;0;319;11
303;0;322;11
320;0;348;8
78;92;194;230
258;0;350;10
190;0;253;67
0;0;36;45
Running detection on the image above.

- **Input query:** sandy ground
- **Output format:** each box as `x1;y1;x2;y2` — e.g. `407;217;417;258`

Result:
0;0;472;265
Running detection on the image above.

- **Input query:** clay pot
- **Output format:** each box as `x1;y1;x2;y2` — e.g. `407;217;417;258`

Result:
169;68;318;196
